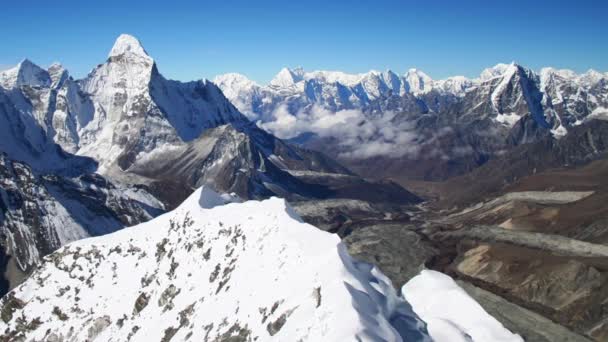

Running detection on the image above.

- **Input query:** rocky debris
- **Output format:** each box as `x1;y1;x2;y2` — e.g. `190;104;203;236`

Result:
344;224;437;287
456;280;593;342
435;225;608;259
291;199;414;236
424;224;608;339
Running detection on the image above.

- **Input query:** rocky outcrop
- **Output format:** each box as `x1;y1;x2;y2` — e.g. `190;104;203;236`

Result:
344;224;437;287
0;153;163;295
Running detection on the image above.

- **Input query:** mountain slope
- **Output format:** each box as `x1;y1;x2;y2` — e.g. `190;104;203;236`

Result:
0;74;95;174
0;187;433;341
0;153;164;295
438;119;608;207
0;35;418;207
75;34;249;173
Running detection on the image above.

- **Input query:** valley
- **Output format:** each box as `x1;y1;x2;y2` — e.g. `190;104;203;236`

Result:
0;31;607;341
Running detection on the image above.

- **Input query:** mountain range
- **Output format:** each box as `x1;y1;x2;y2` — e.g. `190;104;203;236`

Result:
215;63;608;182
1;33;608;341
0;34;420;299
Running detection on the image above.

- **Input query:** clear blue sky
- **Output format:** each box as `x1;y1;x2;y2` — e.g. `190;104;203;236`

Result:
1;0;606;83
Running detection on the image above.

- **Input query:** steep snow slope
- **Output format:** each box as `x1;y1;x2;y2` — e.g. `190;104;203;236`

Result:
0;187;432;341
403;270;523;342
0;59;51;89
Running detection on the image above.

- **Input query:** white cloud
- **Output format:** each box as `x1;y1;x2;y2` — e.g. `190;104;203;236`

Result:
258;104;422;159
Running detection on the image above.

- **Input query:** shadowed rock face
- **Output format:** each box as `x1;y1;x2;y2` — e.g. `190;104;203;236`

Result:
0;153;164;296
437;119;608;209
125;123;421;210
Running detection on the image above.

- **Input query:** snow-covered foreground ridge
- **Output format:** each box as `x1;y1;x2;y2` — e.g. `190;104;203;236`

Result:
403;270;523;342
0;187;432;341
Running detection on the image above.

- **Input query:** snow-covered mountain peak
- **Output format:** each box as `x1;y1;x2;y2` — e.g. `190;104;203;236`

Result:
71;33;249;172
404;68;434;94
214;72;258;87
540;67;577;80
306;69;368;86
383;69;399;78
47;62;69;88
435;75;476;95
213;73;260;97
480;62;518;81
0;187;432;341
270;67;304;87
109;33;150;59
580;69;607;86
0;58;51;88
406;67;426;75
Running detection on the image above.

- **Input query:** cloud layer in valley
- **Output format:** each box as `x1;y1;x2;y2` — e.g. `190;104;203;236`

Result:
258;105;422;159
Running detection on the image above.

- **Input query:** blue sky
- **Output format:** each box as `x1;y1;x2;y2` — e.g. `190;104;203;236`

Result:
1;0;606;83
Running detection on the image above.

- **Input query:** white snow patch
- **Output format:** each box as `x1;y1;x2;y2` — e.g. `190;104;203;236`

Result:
403;270;523;342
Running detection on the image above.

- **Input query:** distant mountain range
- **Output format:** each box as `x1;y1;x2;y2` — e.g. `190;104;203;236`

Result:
215;63;608;182
215;64;608;128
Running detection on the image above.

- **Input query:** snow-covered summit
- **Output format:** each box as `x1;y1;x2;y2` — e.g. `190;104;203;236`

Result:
480;62;519;81
0;186;432;341
71;34;248;172
47;62;69;88
403;68;434;94
269;67;305;88
0;59;51;88
109;33;150;59
580;69;607;87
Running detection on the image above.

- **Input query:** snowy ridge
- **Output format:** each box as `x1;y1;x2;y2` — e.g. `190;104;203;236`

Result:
214;66;472;119
403;270;523;342
0;187;432;341
0;59;51;89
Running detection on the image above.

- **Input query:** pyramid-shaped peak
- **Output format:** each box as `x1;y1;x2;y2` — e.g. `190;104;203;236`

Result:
0;59;51;88
270;67;305;87
109;34;150;58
